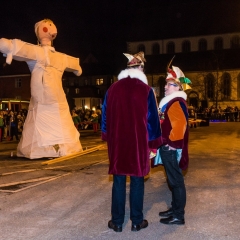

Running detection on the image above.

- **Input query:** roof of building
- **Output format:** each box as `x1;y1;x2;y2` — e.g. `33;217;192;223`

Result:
144;49;240;74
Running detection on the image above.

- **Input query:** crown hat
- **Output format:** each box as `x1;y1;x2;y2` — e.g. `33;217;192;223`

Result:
123;51;146;67
166;56;192;91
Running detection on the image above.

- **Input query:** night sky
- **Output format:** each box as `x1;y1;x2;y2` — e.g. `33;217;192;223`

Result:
0;0;148;58
0;0;239;74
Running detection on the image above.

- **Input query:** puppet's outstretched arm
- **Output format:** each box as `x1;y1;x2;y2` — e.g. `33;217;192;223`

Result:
0;38;37;64
0;38;14;64
65;55;82;76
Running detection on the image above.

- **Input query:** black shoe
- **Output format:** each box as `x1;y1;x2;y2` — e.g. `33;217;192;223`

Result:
131;219;148;232
108;220;122;232
159;208;173;217
160;216;185;225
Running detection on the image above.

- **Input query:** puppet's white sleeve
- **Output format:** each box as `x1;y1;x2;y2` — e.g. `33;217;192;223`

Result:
0;38;37;64
64;54;82;76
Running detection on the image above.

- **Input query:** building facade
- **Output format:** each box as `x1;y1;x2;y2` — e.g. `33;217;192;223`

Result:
0;74;31;111
62;74;114;110
127;32;240;55
127;32;240;110
145;69;240;110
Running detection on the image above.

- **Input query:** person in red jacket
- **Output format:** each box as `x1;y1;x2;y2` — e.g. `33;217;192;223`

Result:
158;65;191;225
101;52;162;232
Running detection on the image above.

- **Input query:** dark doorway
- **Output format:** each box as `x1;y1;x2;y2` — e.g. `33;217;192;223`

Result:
189;97;198;108
201;100;208;109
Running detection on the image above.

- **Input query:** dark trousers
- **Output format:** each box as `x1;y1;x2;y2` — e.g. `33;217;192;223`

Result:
0;126;4;141
160;145;186;219
111;175;144;226
10;126;19;140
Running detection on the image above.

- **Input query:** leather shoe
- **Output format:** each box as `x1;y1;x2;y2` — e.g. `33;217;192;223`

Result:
131;219;148;232
160;216;185;225
159;208;173;217
108;220;122;232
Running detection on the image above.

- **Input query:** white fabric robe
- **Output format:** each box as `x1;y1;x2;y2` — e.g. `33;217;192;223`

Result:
0;38;83;158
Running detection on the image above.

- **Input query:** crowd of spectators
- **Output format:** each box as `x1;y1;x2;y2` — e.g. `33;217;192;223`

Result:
0;109;27;141
71;107;102;131
0;106;102;142
188;105;240;122
0;103;239;142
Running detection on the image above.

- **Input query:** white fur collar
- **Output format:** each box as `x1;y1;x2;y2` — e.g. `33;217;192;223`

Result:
159;91;187;108
118;69;148;85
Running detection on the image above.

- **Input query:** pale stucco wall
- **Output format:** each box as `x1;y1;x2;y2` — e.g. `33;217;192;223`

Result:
127;32;240;55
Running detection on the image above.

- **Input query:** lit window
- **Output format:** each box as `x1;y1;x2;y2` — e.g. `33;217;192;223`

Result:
15;78;22;88
75;88;79;94
96;79;103;85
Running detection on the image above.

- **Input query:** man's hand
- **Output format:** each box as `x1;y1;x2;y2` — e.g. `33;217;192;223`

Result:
165;144;176;150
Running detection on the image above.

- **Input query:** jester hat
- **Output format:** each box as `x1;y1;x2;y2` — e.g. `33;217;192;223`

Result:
166;56;192;91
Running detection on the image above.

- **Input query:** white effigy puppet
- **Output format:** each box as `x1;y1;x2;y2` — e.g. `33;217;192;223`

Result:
0;19;83;158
